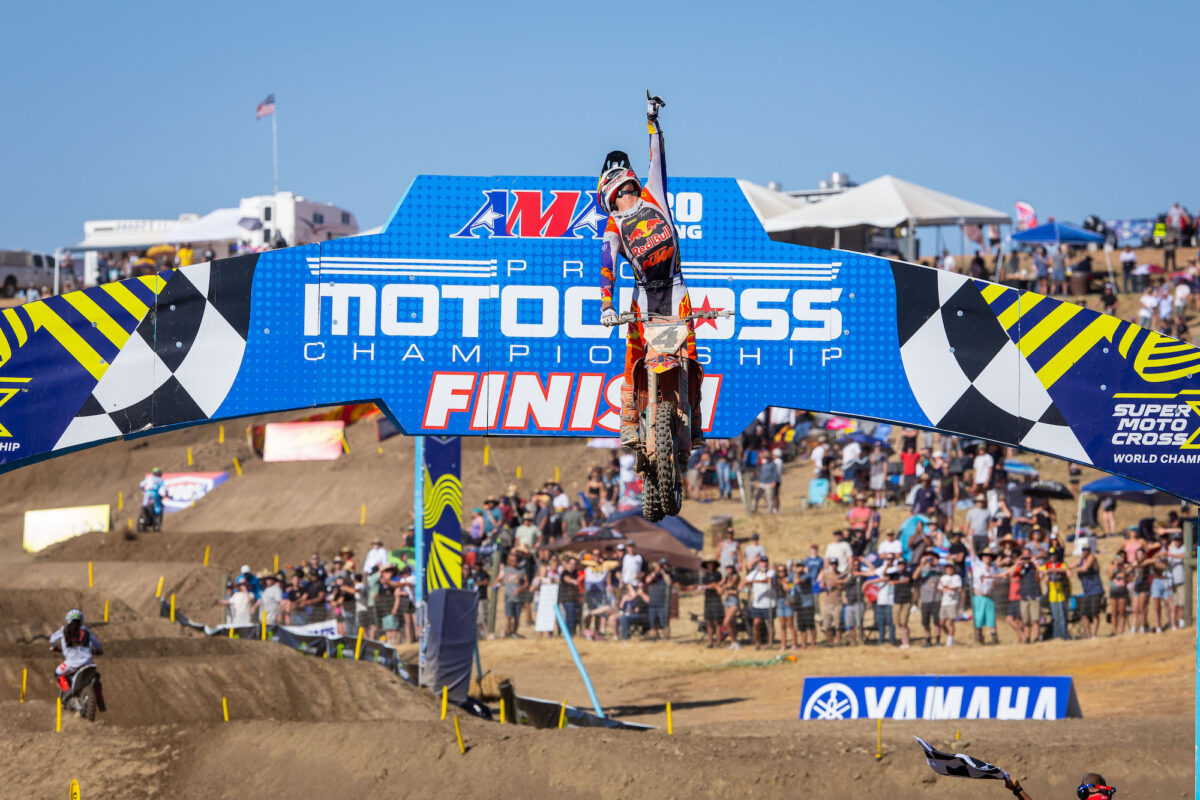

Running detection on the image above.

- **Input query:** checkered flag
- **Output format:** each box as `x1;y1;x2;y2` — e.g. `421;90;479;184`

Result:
915;736;1010;781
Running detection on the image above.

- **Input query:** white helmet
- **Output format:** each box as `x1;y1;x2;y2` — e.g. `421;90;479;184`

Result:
598;167;640;214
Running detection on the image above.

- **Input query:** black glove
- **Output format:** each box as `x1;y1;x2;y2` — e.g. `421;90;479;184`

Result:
646;89;666;121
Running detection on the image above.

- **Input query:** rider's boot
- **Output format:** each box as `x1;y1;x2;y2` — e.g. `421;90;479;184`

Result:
691;406;705;448
95;679;106;712
620;385;639;447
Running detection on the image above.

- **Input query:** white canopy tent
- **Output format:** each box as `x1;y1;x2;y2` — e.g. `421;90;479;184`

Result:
736;179;808;221
760;175;1011;259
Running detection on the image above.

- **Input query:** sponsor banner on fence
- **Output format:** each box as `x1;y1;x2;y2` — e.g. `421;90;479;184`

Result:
149;471;229;513
262;421;345;462
280;619;340;638
23;504;110;552
799;676;1081;721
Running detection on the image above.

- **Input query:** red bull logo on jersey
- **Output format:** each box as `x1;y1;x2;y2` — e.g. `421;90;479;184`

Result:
451;189;608;239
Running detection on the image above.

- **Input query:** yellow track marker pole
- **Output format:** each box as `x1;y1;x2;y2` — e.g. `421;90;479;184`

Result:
554;466;560;482
233;457;242;477
355;627;364;660
499;698;506;724
117;491;123;511
516;466;522;479
169;594;175;622
666;701;673;734
187;447;193;466
203;545;210;567
483;444;489;466
56;696;62;732
558;701;567;729
273;554;279;573
341;436;350;454
228;626;234;639
441;685;448;720
221;697;229;722
261;611;267;641
219;424;225;444
360;505;366;526
102;599;109;623
876;718;883;760
87;561;93;588
155;576;163;598
453;714;466;754
69;779;80;800
20;668;26;702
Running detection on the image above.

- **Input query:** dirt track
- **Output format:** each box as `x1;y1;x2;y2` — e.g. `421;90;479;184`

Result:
0;411;1193;797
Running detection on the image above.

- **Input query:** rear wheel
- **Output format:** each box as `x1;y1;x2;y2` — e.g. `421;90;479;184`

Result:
79;686;97;722
655;402;682;517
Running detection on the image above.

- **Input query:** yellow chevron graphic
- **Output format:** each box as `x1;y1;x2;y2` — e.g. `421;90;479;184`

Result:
1133;331;1200;382
426;532;464;591
0;376;31;437
1034;314;1122;389
422;469;462;528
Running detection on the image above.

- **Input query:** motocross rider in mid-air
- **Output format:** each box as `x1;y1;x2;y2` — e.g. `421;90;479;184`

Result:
49;608;106;711
598;92;703;449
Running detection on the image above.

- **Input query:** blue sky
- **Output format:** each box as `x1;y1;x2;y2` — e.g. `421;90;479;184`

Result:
3;0;1196;252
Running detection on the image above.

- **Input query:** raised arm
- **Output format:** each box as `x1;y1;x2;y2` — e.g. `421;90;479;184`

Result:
600;219;619;312
644;92;669;214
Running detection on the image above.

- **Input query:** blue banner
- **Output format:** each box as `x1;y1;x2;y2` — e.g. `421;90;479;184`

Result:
422;435;462;593
799;675;1081;720
0;175;1197;503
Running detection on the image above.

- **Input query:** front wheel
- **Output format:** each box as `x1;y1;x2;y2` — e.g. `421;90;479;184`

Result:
642;470;664;522
655;401;682;517
78;686;97;722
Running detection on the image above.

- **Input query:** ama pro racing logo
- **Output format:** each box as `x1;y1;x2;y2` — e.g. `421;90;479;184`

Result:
451;189;705;240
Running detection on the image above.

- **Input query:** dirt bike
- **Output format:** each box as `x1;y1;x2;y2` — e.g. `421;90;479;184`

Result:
605;309;732;521
136;504;162;533
59;664;105;722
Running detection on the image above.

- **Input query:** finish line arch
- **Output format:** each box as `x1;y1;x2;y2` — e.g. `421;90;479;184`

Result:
2;175;1198;504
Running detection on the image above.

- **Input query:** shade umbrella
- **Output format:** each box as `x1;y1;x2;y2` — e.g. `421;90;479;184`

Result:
1022;480;1074;500
146;244;176;257
605;508;704;551
547;526;701;572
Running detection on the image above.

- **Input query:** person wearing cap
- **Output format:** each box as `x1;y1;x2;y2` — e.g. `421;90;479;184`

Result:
911;473;938;517
339;546;357;573
972;444;995;492
822;529;851;575
619;541;643;587
515;512;540;553
964;534;1000;645
237;564;262;600
1166;532;1188;630
743;533;766;566
753;449;782;514
718;528;741;573
219;577;257;627
1070;544;1104;638
259;571;283;625
877;529;902;559
964;494;992;555
644;558;672;640
744;555;775;648
363;539;389;576
1005;547;1043;644
936;561;963;647
818;557;846;646
698;558;723;647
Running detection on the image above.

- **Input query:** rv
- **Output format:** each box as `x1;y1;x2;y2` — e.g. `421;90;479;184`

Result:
0;250;57;297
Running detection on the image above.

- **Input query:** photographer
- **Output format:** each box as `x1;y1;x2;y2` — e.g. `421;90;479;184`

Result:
644;558;672;641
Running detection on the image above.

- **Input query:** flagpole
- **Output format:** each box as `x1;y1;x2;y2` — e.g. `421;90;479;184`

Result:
271;109;279;195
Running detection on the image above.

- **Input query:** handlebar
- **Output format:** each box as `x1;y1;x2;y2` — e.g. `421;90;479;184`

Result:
602;310;734;327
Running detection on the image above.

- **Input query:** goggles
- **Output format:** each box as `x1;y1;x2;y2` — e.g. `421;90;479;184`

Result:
1077;785;1116;800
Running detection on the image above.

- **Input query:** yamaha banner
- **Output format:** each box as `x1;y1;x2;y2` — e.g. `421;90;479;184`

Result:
0;174;1195;503
799;675;1082;720
422;435;463;593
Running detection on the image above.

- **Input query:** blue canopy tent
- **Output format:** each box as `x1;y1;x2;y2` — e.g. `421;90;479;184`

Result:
1012;221;1104;245
1080;475;1178;506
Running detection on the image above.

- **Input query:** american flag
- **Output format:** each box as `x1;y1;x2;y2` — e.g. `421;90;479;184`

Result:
256;94;276;119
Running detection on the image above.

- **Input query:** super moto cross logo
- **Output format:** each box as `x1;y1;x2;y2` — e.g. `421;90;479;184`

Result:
450;189;706;240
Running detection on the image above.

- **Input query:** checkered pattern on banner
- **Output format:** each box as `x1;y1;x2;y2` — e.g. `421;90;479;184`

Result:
891;264;1091;464
55;257;257;449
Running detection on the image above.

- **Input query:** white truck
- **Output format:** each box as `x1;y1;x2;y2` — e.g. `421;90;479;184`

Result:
0;250;57;297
